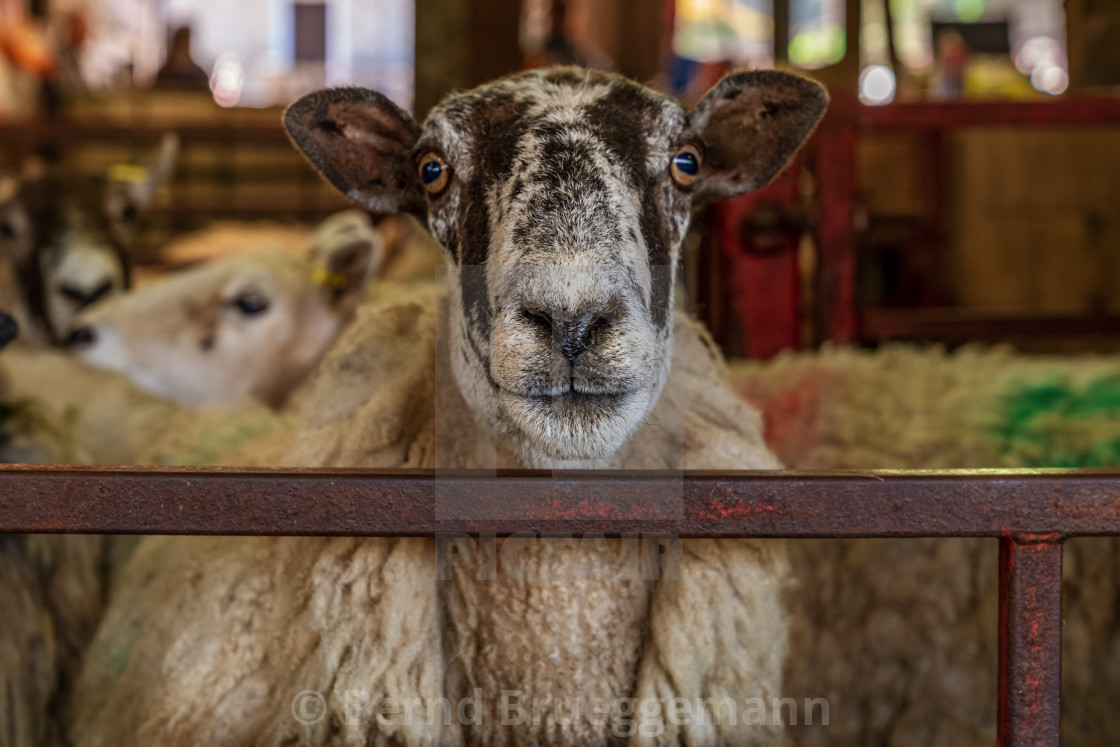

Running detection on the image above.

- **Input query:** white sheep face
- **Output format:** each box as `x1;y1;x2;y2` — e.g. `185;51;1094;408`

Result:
71;211;382;407
285;67;827;461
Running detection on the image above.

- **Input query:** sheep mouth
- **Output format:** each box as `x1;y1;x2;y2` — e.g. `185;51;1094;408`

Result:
498;386;650;460
504;387;642;425
497;385;652;460
513;382;638;410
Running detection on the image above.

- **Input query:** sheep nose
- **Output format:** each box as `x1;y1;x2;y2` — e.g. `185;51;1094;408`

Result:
59;279;114;310
523;308;611;362
65;325;97;348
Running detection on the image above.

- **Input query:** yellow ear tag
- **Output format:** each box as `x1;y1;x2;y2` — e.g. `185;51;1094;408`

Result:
312;266;348;290
107;164;150;184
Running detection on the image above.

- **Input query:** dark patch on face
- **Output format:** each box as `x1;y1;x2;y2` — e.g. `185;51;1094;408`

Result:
508;176;526;204
434;93;533;358
585;82;663;182
640;186;673;329
538;136;606;190
586;81;678;327
507;127;618;249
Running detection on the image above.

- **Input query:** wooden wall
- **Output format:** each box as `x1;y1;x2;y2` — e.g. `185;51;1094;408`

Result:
950;127;1120;313
858;126;1120;315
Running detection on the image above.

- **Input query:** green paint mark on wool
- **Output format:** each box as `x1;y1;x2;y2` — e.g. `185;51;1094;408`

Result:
997;374;1120;468
111;635;135;676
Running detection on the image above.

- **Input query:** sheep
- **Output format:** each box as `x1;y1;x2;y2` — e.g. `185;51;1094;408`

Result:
0;310;110;747
0;135;178;345
71;66;827;746
0;206;392;743
0;210;439;476
68;209;385;408
0;209;430;466
0;209;375;743
730;344;1120;746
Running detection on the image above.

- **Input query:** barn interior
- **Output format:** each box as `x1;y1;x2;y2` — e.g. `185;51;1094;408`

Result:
1;2;1120;745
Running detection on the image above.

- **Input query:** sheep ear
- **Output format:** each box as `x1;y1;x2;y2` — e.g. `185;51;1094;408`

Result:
310;210;384;311
285;87;426;217
0;311;17;351
140;133;180;206
689;70;828;205
0;177;32;264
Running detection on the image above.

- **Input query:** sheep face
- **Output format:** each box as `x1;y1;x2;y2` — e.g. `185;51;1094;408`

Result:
70;210;382;407
0;135;178;344
285;67;826;460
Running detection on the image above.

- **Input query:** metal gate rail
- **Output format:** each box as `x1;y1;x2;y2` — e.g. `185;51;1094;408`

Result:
3;465;1117;746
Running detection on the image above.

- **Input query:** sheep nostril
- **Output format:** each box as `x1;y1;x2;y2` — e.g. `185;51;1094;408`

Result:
521;308;553;332
522;307;610;362
560;312;610;361
66;326;97;348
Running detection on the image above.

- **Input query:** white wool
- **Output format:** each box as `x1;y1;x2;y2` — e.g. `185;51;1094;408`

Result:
731;343;1120;746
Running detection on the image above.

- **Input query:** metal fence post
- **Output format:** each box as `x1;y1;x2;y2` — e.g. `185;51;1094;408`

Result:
998;534;1063;747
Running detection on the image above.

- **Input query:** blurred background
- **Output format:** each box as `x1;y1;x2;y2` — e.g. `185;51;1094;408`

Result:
1;0;1118;359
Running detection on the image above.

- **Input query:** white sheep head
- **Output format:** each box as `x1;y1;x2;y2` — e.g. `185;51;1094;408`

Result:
70;210;383;407
285;67;826;461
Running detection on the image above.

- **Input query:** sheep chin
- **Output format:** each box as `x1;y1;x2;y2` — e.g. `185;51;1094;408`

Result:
498;387;650;461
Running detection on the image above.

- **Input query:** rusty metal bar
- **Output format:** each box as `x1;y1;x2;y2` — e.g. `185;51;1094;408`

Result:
998;536;1063;747
0;465;1101;745
1;465;1120;538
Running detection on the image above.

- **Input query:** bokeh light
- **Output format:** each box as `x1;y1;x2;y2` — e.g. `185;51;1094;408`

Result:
789;24;846;69
954;0;985;23
859;64;897;105
1015;36;1068;96
209;53;245;108
1031;63;1068;95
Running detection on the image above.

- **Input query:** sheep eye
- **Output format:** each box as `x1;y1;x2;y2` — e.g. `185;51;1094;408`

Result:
232;292;270;316
670;146;702;187
119;204;137;222
418;153;450;194
0;221;13;239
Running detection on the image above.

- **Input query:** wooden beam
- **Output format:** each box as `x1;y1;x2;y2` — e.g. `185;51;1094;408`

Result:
415;0;523;119
467;0;524;86
773;0;789;64
414;0;471;118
